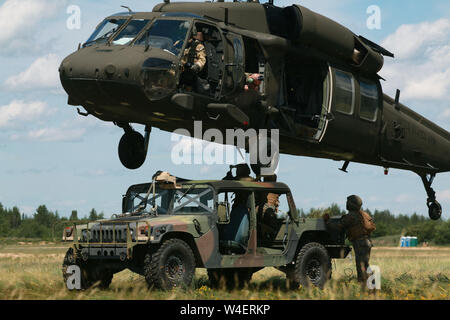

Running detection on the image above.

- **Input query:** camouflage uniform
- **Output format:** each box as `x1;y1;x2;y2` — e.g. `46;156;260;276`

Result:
257;175;280;242
326;195;374;283
181;40;207;73
179;39;207;92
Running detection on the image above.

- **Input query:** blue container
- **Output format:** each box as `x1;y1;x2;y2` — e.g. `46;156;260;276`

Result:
400;237;406;247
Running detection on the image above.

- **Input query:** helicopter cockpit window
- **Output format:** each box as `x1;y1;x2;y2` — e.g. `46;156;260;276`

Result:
334;70;355;115
135;19;191;56
359;80;379;122
111;19;150;45
84;18;128;47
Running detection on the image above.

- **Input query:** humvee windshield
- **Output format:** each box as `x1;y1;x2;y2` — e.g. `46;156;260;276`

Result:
126;185;214;215
84;18;128;47
135;19;191;56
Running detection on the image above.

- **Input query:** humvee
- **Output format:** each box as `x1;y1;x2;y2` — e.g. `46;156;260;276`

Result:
62;170;351;290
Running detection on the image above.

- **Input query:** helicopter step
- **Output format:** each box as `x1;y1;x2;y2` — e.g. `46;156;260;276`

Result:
117;124;151;170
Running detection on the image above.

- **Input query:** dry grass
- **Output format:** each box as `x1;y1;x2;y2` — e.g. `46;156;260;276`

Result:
0;244;448;300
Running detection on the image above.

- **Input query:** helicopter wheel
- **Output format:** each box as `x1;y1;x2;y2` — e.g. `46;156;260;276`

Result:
427;200;442;221
118;131;147;170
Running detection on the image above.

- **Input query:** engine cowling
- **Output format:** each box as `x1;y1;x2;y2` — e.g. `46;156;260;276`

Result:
287;5;384;74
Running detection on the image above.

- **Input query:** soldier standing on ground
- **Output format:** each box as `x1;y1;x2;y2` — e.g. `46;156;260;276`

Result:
324;195;376;283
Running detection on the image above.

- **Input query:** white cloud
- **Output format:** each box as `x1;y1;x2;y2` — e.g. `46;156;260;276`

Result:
380;19;450;101
0;0;65;53
441;109;450;118
395;193;414;203
437;190;450;202
4;54;61;90
26;127;86;142
0;100;48;128
382;19;450;59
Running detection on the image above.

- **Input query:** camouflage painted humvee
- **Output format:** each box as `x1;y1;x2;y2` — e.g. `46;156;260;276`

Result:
62;171;351;290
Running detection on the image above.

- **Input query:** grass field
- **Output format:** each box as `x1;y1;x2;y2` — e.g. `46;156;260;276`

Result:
0;243;448;300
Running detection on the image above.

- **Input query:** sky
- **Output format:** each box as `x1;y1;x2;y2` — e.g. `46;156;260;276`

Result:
0;0;449;219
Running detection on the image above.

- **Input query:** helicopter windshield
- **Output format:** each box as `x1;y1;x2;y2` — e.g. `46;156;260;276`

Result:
135;19;191;56
84;18;128;47
111;19;150;45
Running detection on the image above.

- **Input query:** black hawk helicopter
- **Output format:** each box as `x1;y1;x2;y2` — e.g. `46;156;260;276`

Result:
59;1;450;220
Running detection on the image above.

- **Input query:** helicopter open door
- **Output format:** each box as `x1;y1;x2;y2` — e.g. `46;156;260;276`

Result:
282;62;332;143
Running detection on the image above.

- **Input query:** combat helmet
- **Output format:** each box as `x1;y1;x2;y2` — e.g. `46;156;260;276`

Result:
346;195;363;211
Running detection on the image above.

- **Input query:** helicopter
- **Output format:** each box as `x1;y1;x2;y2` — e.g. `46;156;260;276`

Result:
59;1;449;220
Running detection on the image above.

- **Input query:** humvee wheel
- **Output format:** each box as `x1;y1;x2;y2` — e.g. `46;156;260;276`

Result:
62;249;113;290
90;267;114;289
144;239;196;290
289;242;331;289
62;248;93;290
207;268;253;290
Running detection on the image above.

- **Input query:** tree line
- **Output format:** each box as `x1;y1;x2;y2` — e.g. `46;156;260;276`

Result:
0;202;449;244
0;203;104;241
299;204;450;245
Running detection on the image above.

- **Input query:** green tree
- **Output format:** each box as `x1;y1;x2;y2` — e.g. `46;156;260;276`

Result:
34;205;51;227
89;209;98;221
433;221;450;245
70;210;79;221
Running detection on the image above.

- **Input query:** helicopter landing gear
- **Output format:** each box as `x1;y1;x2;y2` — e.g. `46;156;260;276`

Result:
419;173;442;220
118;124;151;170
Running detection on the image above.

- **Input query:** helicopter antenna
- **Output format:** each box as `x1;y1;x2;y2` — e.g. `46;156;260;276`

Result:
121;5;132;13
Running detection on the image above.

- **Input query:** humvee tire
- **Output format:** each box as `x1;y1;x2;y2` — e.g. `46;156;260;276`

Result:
289;242;331;289
144;239;196;290
62;248;113;290
207;268;253;290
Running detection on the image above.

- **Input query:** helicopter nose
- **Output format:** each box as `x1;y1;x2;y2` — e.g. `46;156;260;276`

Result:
59;49;145;107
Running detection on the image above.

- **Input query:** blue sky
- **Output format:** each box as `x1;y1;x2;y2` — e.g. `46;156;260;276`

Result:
0;0;449;219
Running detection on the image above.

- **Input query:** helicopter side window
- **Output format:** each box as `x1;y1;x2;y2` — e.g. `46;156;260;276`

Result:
359;80;379;122
112;19;150;45
135;19;191;56
334;70;355;115
84;18;128;47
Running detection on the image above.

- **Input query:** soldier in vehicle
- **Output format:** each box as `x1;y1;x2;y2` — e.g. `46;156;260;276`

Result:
323;195;376;283
257;175;280;242
220;164;255;249
180;30;207;92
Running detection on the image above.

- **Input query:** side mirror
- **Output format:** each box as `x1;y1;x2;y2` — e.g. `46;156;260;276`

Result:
121;195;128;213
217;202;230;224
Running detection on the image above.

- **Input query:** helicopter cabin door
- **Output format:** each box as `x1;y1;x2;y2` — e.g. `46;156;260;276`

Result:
222;32;245;96
284;63;332;143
